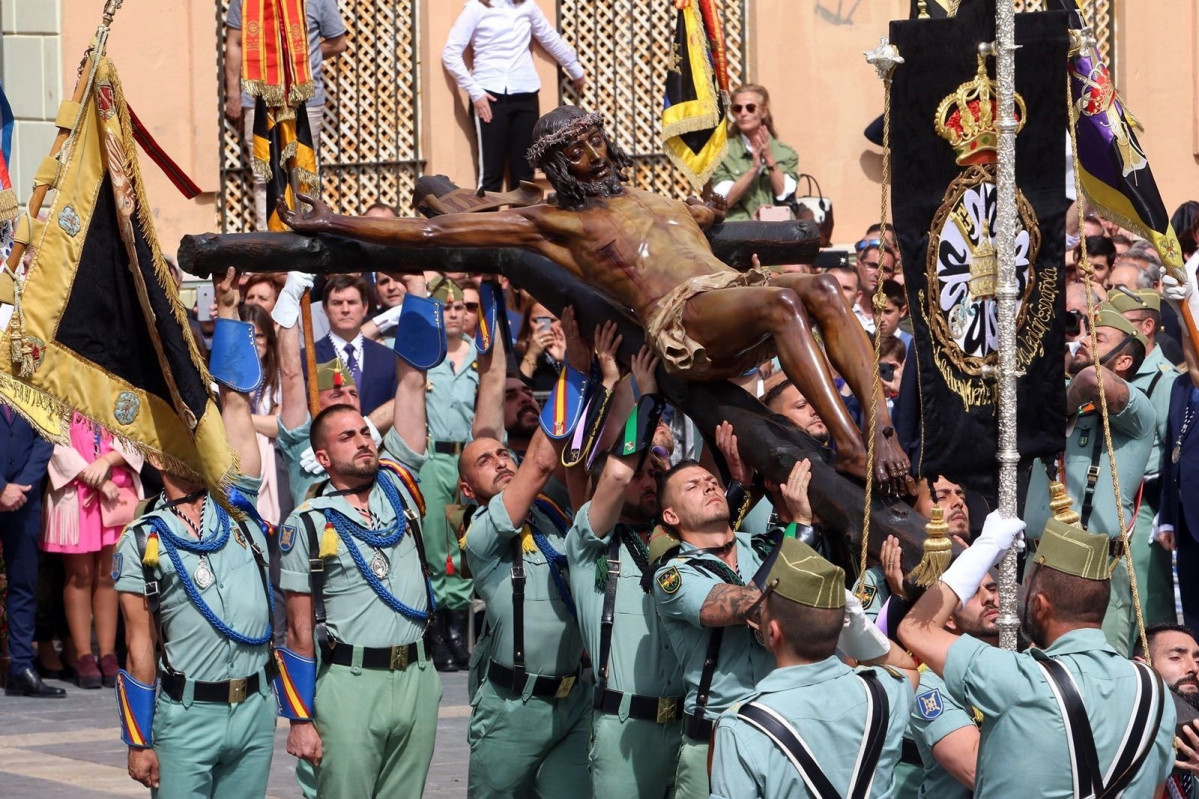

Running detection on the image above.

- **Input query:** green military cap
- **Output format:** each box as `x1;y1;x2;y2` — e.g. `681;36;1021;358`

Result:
1094;302;1149;349
1031;517;1111;581
1107;286;1161;314
315;358;356;391
430;276;464;304
765;537;846;609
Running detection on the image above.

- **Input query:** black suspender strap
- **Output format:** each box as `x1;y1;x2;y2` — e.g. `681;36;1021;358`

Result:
510;537;527;685
402;504;436;631
1146;369;1167;400
1034;653;1165;798
594;534;622;704
687;627;724;738
1080;422;1106;532
735;671;890;799
299;514;329;649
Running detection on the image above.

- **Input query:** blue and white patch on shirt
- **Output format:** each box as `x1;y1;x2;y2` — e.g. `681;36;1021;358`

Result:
916;688;944;720
279;524;298;553
110;552;124;581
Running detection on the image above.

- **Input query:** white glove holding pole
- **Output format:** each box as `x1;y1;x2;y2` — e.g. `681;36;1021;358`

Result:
837;589;891;662
371;304;404;334
272;271;315;329
1162;273;1193;305
940;510;1026;605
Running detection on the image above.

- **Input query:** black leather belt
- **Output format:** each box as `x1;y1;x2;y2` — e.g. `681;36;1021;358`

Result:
323;642;422;670
594;688;682;724
488;660;578;699
161;664;272;704
432;441;465;456
684;713;714;741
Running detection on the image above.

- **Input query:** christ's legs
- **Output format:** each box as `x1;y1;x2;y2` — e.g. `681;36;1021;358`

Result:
682;285;870;482
772;272;911;491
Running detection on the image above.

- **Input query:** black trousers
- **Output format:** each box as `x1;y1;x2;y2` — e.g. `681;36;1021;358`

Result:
474;90;539;192
1177;511;1199;631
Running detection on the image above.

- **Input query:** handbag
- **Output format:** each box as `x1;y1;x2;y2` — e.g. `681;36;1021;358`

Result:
791;173;831;224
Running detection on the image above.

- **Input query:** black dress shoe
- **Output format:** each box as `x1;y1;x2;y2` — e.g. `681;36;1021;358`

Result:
425;622;459;673
445;610;471;667
5;667;67;698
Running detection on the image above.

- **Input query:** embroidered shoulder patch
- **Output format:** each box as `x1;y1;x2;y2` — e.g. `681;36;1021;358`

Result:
110;552;124;581
279;524;297;553
657;566;682;594
860;584;878;607
916;688;945;720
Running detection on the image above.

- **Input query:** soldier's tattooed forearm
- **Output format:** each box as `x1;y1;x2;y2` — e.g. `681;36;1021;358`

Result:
700;584;762;627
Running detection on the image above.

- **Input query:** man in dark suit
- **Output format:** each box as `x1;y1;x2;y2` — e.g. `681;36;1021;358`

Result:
310;273;398;419
0;401;63;697
1159;375;1199;631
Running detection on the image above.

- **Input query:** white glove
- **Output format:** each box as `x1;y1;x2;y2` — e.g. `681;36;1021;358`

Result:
836;589;890;662
1162;273;1193;305
365;417;383;447
0;303;13;332
299;446;326;476
940;510;1025;605
272;271;315;329
371;304;403;334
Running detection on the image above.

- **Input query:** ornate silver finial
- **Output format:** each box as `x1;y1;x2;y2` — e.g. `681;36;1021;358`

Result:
865;38;904;81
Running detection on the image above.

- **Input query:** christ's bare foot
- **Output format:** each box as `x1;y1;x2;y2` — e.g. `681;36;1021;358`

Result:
832;426;910;496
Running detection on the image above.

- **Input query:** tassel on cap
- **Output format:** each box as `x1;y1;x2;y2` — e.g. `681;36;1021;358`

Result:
908;505;952;588
319;523;339;559
142;532;160;567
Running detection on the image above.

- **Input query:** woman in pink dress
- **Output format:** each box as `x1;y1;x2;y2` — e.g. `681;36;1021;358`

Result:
42;414;142;688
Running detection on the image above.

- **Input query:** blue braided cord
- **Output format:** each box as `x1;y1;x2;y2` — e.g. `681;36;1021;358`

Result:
154;501;230;553
528;517;576;619
331;524;433;623
323;475;406;548
229;488;274;538
146;516;273;647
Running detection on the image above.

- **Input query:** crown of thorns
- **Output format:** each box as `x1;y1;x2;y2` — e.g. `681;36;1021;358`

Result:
526;112;606;167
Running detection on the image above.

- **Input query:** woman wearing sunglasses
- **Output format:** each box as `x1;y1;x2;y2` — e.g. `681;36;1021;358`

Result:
710;84;799;222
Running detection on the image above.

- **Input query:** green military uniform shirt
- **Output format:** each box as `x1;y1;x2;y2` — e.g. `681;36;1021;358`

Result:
278;465;430;648
709;659;914;798
114;475;272;682
943;628;1176;797
277;415;427;506
1132;344;1182;473
566;503;683;699
653;534;774;719
425;336;478;444
710;134;800;221
909;666;976;799
465;492;582;677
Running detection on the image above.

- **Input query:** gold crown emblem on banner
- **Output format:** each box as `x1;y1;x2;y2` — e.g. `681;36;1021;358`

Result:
935;53;1026;166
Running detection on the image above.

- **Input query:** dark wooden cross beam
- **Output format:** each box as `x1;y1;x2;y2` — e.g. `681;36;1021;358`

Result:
178;189;935;576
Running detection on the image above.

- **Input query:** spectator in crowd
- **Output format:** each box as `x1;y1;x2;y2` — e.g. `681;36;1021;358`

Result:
1078;234;1117;286
41;416;142;689
711;84;799;221
442;0;586;193
1112;232;1134;255
242;304;284;525
224;0;347;230
830;266;862;314
1172;200;1199;262
2;400;62;697
1133;624;1199;797
312;273;398;418
516;302;566;391
879;334;906;410
876;278;912;347
462;281;482;338
853;238;897;334
242;273;283;316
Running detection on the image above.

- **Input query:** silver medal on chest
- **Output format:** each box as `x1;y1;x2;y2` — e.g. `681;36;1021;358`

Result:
194;555;215;589
370;549;390;579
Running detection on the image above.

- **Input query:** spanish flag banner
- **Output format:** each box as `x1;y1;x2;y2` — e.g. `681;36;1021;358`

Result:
661;0;730;190
0;56;235;494
252;96;318;232
1057;0;1184;273
241;0;314;107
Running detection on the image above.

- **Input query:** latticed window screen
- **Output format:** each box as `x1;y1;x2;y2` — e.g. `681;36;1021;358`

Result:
556;0;748;199
215;0;422;233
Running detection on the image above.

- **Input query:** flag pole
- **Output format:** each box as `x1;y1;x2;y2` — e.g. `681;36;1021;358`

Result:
993;0;1022;652
5;0;125;274
302;293;319;415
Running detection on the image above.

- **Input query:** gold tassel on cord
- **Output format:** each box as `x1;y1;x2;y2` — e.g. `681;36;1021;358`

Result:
319;523;340;558
1048;480;1081;526
142;532;160;567
908;505;953;587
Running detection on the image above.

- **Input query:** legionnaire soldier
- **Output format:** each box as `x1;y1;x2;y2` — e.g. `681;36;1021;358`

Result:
459;421;590;797
115;269;276;797
907;572;1000;798
277;348;440;796
650;460;776;799
900;513;1178;797
566;345;685;797
708;537;917;798
1110;287;1184;625
420;276;479;671
1025;302;1157;655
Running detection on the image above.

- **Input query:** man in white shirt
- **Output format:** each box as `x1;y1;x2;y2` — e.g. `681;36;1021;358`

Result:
442;0;587;192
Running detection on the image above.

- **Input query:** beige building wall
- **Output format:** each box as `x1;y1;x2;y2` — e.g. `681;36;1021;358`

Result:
23;0;1195;254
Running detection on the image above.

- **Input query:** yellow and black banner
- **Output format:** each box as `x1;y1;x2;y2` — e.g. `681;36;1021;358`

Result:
662;0;729;190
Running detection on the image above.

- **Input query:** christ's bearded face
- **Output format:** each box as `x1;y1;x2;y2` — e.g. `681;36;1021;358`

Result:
558;126;623;199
